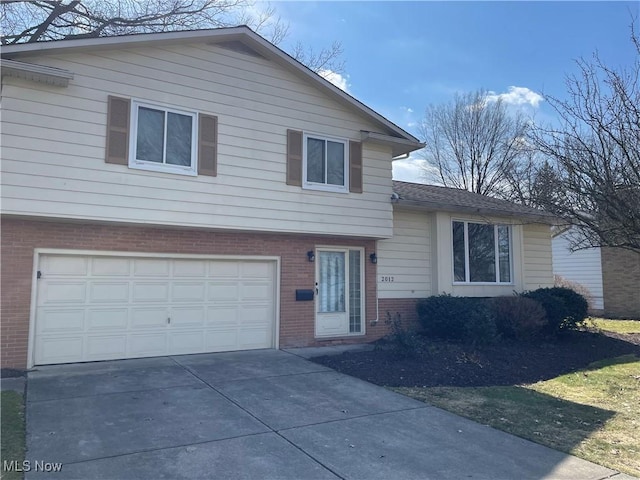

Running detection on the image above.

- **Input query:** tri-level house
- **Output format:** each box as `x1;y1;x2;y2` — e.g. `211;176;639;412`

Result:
1;27;555;370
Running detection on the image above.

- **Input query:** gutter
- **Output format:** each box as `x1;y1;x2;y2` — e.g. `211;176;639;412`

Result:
1;59;74;87
361;131;425;157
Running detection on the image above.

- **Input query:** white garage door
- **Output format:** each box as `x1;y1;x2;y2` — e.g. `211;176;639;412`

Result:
34;254;277;365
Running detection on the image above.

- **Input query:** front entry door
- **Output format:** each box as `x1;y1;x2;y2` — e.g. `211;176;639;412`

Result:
315;248;363;337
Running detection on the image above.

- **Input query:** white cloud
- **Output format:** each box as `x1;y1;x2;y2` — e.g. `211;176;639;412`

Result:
318;69;350;92
392;154;434;184
486;86;543;108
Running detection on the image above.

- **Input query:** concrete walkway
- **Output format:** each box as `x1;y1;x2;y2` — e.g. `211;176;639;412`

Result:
24;349;634;479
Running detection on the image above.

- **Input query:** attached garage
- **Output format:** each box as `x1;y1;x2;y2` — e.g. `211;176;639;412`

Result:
31;252;279;365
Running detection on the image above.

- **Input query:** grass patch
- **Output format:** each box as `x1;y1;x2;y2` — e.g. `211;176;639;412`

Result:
1;391;26;480
395;354;640;477
589;318;640;334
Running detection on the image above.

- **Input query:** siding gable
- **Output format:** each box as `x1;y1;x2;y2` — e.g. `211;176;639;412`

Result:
1;42;395;238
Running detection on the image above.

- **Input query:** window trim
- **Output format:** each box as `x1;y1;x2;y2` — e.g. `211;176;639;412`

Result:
452;219;514;285
129;99;198;176
302;133;349;193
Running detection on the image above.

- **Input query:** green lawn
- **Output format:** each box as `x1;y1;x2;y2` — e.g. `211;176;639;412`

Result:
396;353;640;477
589;318;640;334
1;391;26;480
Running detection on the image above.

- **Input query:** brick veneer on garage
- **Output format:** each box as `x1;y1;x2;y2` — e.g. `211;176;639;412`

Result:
1;218;390;369
601;247;640;319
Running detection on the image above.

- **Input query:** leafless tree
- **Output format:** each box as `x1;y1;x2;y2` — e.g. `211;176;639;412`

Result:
290;40;345;77
0;0;344;74
530;25;640;252
419;90;530;198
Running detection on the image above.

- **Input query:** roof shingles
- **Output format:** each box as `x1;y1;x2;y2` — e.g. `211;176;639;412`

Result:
392;181;556;222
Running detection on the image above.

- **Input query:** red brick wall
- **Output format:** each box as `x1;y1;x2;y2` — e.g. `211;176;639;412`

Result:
601;247;640;319
378;298;421;330
1;218;389;368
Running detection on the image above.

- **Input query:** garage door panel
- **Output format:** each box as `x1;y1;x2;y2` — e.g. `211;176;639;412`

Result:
205;329;238;351
173;260;206;277
91;257;130;276
170;306;205;327
37;309;85;333
87;335;127;358
208;282;239;301
43;256;88;276
133;259;170;276
88;308;128;330
133;282;169;302
35;255;276;365
41;282;87;304
239;305;273;325
241;282;273;301
209;261;240;277
172;282;206;302
207;306;238;325
129;333;167;355
131;308;168;329
238;327;271;348
36;336;84;364
241;262;273;278
168;331;205;354
90;282;130;302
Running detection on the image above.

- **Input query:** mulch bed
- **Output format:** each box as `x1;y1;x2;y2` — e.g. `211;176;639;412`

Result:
310;330;640;388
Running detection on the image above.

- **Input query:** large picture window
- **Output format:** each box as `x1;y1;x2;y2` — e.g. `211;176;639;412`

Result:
452;220;512;283
130;101;197;175
303;134;348;192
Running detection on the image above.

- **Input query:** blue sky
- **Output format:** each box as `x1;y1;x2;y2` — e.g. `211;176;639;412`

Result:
272;1;639;182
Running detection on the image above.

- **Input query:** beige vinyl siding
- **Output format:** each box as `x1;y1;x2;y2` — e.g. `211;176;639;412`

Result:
377;209;432;299
552;232;604;309
523;223;554;291
1;43;393;238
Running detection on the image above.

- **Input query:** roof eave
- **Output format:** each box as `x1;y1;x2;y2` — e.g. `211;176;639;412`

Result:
361;131;424;157
1;27;421;145
394;199;558;224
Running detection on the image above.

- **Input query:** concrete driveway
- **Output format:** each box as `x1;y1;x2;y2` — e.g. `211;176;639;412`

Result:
25;349;630;480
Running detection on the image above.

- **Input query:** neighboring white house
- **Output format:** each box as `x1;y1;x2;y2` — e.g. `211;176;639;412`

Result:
553;228;640;317
0;27;555;370
552;230;604;310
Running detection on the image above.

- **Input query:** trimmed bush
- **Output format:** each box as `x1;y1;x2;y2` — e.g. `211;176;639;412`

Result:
488;296;548;341
554;275;595;311
522;287;588;335
416;294;497;345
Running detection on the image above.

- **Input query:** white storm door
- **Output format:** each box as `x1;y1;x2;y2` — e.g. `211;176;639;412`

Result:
315;249;364;337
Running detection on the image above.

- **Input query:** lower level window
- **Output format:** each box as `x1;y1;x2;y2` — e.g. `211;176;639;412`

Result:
453;220;511;283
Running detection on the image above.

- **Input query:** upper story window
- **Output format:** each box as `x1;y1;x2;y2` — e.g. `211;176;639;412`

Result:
130;101;198;176
303;134;348;192
452;220;512;284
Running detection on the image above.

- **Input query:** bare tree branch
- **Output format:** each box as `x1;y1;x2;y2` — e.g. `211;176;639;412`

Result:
530;22;640;252
0;0;343;74
418;89;530;199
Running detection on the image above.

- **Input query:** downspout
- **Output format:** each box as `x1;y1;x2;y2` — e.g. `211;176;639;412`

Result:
371;240;380;326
